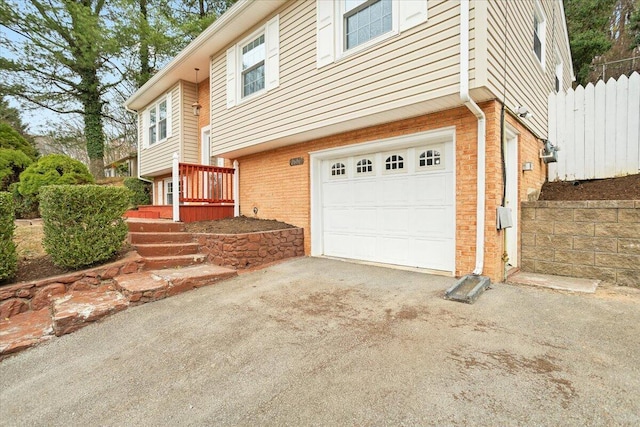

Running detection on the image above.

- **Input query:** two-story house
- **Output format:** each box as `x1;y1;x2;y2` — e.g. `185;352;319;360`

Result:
125;0;574;283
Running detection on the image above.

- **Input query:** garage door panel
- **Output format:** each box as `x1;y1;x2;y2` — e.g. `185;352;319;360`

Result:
379;208;410;234
324;208;352;231
411;207;454;237
324;233;352;258
352;235;377;259
353;180;378;204
352;208;377;233
380;177;411;204
414;174;449;204
412;238;455;270
322;181;352;206
377;236;410;265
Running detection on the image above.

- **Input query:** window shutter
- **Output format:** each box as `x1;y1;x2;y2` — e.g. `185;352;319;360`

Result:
165;92;173;137
316;0;335;68
399;0;427;32
226;46;237;108
265;14;280;90
141;110;149;149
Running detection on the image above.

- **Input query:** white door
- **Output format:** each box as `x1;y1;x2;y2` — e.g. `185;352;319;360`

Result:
504;129;519;270
320;142;455;272
201;127;211;164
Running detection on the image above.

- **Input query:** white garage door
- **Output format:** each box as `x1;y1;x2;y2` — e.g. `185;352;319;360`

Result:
320;141;455;272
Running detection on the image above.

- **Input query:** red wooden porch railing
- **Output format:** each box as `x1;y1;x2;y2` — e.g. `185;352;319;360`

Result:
178;162;235;204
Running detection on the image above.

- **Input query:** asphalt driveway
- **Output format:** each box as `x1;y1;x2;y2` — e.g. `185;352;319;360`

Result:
1;257;639;426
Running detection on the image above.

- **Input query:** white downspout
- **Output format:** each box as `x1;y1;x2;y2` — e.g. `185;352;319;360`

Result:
124;106;153;185
233;160;239;217
460;0;486;276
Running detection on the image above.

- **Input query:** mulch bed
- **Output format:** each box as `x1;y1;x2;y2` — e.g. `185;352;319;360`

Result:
539;174;640;201
184;216;295;234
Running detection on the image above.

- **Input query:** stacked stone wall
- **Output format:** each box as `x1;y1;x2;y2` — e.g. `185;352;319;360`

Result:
521;200;640;286
194;228;304;269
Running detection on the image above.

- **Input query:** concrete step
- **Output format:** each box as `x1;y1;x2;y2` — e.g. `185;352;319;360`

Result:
0;309;54;360
126;219;184;233
134;242;200;257
141;254;207;270
52;285;129;337
114;264;236;303
129;232;194;245
507;271;600;293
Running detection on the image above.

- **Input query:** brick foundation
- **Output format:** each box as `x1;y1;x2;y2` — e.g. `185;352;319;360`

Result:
521;200;640;286
194;228;304;269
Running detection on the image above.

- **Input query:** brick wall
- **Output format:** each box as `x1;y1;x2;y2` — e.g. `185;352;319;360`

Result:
521;200;640;286
235;101;545;282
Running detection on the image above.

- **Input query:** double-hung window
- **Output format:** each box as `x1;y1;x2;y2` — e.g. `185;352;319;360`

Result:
344;0;393;50
241;35;266;98
226;15;279;108
143;95;171;148
533;1;546;68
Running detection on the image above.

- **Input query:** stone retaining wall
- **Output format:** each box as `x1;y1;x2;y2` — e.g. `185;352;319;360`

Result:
0;253;144;319
194;228;304;269
521;200;640;287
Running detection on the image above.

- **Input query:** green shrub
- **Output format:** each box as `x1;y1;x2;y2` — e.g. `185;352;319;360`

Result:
40;185;132;269
123;177;151;208
9;182;39;219
18;154;94;198
0;148;33;191
0;192;17;281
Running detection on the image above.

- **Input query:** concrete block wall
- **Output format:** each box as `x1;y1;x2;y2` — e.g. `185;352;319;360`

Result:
521;200;640;287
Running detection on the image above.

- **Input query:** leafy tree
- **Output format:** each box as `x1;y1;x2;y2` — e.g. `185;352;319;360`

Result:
0;0;123;178
18;153;94;198
0;122;37;160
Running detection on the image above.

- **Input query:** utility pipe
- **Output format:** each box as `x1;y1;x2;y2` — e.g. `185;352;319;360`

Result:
460;0;486;276
124;105;153;185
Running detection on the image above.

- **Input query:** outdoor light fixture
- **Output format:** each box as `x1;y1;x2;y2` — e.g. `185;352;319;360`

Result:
192;68;202;116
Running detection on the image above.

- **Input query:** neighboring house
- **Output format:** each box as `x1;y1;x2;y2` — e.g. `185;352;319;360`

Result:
104;153;138;178
125;0;574;283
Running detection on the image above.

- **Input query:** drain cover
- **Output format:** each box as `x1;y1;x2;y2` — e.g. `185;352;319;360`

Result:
445;275;491;304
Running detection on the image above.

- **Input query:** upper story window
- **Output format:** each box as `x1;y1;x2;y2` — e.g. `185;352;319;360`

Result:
142;94;172;149
241;35;266;98
533;1;546;68
226;15;280;108
344;0;393;50
316;0;427;68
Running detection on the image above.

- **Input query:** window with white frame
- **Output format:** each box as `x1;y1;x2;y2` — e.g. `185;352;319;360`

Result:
533;2;546;67
355;158;374;175
344;0;393;50
241;34;265;98
417;146;444;170
316;0;427;67
143;95;171;149
226;15;279;108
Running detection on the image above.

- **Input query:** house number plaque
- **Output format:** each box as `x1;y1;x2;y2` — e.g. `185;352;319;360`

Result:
289;157;304;166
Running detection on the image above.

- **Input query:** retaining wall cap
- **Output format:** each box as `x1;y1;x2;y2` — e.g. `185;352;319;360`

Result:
523;200;638;208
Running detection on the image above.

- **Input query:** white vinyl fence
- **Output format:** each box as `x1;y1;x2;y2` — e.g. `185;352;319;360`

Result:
547;72;640;181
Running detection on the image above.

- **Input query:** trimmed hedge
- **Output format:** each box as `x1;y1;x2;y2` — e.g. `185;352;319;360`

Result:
123;177;151;208
18;154;94;197
40;185;132;269
0;192;17;281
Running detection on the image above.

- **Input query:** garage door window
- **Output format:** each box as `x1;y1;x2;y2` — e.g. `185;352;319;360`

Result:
356;158;374;175
384;154;405;174
418;146;444;170
331;162;347;178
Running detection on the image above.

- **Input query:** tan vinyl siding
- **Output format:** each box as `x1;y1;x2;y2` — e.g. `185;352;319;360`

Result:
181;81;200;164
210;0;464;155
485;0;572;138
139;83;181;176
